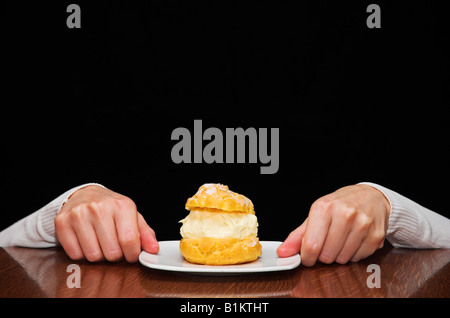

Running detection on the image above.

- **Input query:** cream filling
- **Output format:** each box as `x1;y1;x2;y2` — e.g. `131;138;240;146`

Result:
179;210;258;240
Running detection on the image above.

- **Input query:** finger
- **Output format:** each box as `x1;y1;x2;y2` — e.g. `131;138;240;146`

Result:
318;217;352;264
115;209;141;263
138;213;159;254
351;233;385;262
55;218;84;260
93;215;123;262
335;229;365;264
72;222;104;262
300;205;332;267
277;219;307;257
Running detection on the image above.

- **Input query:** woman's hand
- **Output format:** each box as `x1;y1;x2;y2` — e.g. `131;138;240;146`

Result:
55;185;159;262
277;184;390;266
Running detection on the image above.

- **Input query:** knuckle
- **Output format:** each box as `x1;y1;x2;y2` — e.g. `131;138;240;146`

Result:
355;215;373;232
54;214;66;230
104;249;123;262
85;250;104;262
88;201;108;220
310;199;331;217
318;252;335;264
67;250;84;261
68;205;86;223
119;230;140;248
303;238;320;255
336;255;349;264
370;230;386;247
115;196;137;211
311;199;328;211
87;200;104;214
341;205;358;222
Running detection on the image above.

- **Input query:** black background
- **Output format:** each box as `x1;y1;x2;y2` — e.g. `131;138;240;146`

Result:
1;0;449;242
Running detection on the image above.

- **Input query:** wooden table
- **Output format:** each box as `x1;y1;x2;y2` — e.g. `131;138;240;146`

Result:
1;244;450;298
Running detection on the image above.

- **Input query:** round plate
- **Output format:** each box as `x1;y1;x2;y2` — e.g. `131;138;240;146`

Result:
139;240;300;274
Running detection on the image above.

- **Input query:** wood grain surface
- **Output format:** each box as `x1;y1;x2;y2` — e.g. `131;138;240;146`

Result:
1;245;450;298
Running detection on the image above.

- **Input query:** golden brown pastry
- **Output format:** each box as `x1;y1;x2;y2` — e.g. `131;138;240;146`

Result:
179;184;262;265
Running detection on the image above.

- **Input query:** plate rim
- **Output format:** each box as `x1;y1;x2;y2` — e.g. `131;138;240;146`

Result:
139;240;301;274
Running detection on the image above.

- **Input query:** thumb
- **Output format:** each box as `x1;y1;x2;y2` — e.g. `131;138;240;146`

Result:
138;213;159;254
277;218;307;257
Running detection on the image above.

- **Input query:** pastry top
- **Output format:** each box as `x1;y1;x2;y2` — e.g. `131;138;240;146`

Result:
185;183;255;214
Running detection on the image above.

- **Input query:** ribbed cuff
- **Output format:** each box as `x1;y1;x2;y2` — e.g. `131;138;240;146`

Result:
358;182;419;248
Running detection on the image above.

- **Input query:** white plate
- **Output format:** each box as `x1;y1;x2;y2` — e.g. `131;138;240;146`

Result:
139;240;300;274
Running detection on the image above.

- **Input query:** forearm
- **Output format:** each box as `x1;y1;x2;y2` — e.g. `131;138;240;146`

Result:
360;182;450;249
0;183;104;248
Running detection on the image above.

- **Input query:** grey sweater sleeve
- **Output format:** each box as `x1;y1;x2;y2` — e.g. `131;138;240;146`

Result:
360;182;450;249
